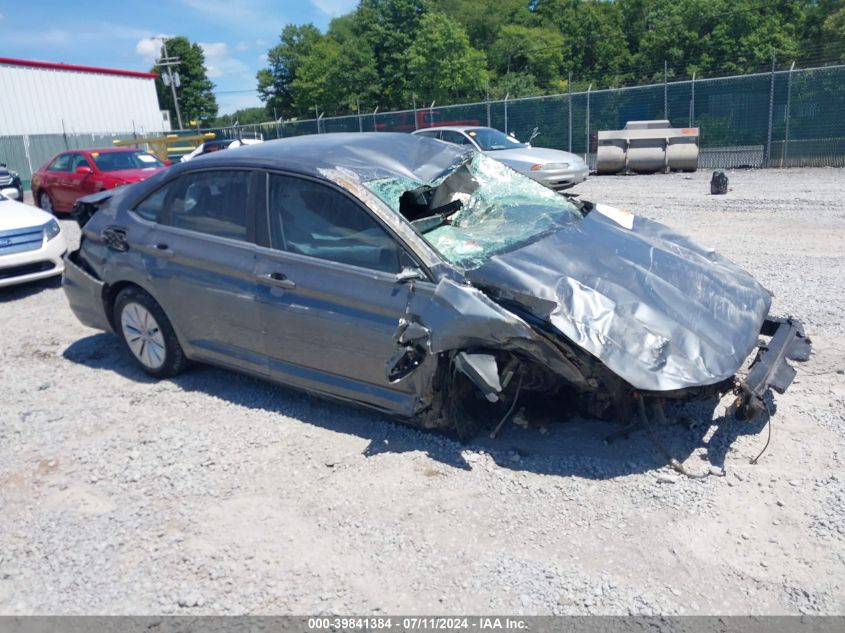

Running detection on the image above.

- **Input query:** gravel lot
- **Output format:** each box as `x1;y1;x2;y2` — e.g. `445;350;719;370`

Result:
1;168;843;615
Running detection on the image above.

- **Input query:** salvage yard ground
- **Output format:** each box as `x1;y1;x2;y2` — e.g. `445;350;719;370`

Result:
1;168;843;615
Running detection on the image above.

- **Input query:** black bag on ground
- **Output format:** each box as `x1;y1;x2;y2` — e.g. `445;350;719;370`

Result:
710;170;729;195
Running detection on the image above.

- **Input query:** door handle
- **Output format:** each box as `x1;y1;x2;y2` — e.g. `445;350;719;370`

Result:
148;242;174;257
257;271;296;289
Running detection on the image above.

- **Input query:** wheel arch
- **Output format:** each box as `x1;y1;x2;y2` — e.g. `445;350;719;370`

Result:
102;280;191;357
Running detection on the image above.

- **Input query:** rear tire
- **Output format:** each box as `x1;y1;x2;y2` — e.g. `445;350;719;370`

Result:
113;287;187;378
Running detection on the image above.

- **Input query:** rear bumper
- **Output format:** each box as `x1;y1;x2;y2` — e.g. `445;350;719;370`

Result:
62;250;111;332
736;317;812;415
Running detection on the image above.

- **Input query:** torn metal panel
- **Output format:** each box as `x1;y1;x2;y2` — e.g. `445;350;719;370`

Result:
454;352;502;402
738;317;812;414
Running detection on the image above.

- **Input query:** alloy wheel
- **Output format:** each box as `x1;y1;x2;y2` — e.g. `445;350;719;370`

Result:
120;302;167;370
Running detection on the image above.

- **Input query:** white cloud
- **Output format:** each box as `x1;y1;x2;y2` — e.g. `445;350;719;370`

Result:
310;0;358;16
200;42;250;79
236;41;249;51
135;34;176;64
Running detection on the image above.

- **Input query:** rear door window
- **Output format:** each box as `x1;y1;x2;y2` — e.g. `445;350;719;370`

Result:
268;174;404;273
165;170;252;242
133;182;176;222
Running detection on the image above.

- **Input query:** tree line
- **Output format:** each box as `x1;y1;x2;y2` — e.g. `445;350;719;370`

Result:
154;0;845;126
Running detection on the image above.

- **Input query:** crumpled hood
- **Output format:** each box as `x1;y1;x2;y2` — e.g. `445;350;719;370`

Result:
486;147;585;168
466;206;772;391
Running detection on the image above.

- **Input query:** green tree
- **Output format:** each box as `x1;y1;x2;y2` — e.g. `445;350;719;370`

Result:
355;0;428;108
406;12;489;104
429;0;536;51
212;107;268;127
292;38;380;114
257;24;322;118
488;71;543;99
152;36;218;127
536;0;631;82
488;25;566;89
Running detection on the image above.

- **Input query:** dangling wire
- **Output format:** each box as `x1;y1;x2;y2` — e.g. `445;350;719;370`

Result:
750;399;774;465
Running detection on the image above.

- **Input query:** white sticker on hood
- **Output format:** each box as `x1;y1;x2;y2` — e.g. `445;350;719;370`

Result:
595;203;635;230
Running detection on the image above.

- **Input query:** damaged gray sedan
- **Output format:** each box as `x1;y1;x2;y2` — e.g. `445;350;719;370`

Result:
63;133;810;440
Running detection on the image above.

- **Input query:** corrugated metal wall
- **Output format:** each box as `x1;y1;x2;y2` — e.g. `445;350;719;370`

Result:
0;63;166;136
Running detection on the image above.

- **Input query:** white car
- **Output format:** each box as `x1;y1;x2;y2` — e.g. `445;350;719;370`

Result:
0;193;67;287
412;126;589;190
180;138;263;163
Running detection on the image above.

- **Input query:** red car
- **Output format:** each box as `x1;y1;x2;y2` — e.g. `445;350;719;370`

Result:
31;148;167;214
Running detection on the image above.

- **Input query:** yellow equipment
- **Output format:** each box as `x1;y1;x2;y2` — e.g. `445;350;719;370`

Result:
112;132;216;162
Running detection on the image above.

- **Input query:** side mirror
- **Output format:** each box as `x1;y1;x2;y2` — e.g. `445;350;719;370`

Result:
396;266;426;283
75;165;92;175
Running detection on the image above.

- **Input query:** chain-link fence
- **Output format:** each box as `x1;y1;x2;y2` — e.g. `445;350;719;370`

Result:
3;64;843;190
270;64;845;170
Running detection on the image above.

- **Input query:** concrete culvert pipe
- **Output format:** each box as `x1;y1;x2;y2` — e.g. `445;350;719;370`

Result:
597;120;699;174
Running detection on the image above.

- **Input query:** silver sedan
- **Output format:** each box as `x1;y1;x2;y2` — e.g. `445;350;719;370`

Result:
412;126;589;190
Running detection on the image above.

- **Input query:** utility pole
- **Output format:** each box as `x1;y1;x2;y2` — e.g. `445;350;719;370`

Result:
157;38;184;129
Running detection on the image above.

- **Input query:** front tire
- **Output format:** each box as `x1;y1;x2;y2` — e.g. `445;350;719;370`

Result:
113;287;187;378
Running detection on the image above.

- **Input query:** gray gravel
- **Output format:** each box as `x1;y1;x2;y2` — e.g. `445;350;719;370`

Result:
1;168;843;615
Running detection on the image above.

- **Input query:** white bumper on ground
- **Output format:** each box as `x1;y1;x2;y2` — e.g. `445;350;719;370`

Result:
0;229;67;288
1;187;22;200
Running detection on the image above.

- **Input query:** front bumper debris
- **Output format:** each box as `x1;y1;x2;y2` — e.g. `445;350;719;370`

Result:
735;317;812;417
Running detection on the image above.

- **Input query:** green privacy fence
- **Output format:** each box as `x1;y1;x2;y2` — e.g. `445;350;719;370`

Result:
3;64;843;191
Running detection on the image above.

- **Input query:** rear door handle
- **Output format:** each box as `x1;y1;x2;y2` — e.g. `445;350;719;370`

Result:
148;242;174;257
257;272;296;289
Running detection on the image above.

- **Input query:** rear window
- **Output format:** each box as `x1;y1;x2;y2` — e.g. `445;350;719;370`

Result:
91;151;163;172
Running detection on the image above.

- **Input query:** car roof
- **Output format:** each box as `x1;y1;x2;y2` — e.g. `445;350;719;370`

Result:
68;148;147;155
413;126;494;134
174;132;470;184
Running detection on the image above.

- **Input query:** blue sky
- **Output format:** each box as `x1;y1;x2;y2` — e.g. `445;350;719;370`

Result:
0;0;359;114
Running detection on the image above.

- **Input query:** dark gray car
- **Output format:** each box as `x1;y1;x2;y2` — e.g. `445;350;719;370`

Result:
63;133;809;439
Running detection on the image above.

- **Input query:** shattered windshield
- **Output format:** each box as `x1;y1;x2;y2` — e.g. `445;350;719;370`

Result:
365;153;580;270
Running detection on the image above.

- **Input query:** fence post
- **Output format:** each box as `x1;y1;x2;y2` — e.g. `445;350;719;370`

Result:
412;93;418;130
663;60;668;120
568;72;572;153
585;82;592;163
357;100;363;133
373;106;379;131
504;93;510;135
765;56;775;166
486;88;491;128
689;71;695;127
782;61;796;167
